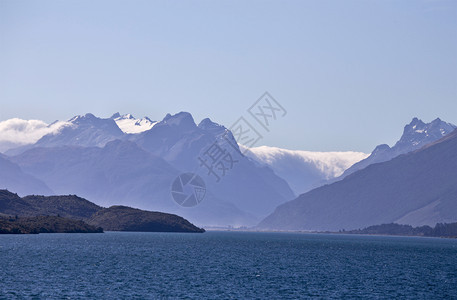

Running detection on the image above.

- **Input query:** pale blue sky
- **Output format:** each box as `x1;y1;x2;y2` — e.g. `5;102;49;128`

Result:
1;0;456;152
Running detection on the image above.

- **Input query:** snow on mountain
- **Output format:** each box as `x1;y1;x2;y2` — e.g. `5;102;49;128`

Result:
0;118;72;153
111;113;157;134
241;145;368;195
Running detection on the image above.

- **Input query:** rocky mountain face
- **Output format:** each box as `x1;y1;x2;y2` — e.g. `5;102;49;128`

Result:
258;129;457;231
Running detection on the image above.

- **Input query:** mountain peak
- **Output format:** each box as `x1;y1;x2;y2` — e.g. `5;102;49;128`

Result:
397;117;456;150
405;117;426;130
69;113;99;124
339;117;456;180
198;117;223;129
162;112;196;128
111;113;136;120
111;112;121;119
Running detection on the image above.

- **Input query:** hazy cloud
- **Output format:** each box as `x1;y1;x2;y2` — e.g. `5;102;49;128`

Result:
0;118;72;152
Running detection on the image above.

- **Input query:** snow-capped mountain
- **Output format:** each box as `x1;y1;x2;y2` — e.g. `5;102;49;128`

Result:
5;113;124;155
338;117;456;179
242;145;368;195
111;113;157;134
7;112;295;226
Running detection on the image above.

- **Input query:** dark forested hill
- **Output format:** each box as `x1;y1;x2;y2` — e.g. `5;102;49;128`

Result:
87;206;205;233
0;215;103;234
0;190;205;233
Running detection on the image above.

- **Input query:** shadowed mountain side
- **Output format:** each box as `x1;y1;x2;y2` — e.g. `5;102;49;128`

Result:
10;140;179;209
128;112;296;217
0;154;53;196
258;129;457;231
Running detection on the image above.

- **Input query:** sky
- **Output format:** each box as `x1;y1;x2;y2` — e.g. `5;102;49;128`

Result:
0;0;456;152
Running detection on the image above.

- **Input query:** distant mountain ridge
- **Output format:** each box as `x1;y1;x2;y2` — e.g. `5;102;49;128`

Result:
258;128;457;231
338;117;456;179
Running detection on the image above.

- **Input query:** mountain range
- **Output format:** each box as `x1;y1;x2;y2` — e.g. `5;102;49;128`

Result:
337;117;456;179
0;113;455;229
2;112;295;227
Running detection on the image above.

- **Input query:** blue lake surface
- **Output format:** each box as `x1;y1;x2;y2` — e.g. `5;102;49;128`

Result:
1;231;456;299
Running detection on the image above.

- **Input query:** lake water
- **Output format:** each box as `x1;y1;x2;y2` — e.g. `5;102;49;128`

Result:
1;231;456;299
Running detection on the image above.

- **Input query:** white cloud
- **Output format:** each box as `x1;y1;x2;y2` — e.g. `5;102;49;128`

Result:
244;145;369;178
0;118;72;152
241;145;369;195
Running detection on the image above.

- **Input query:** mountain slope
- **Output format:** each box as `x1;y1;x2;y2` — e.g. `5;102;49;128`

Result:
242;145;368;195
0;154;53;196
339;118;456;179
128;112;296;218
10;140;179;209
258;129;457;231
10;140;258;227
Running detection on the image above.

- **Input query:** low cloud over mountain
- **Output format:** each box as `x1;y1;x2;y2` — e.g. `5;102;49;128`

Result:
242;145;368;195
0;118;72;152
